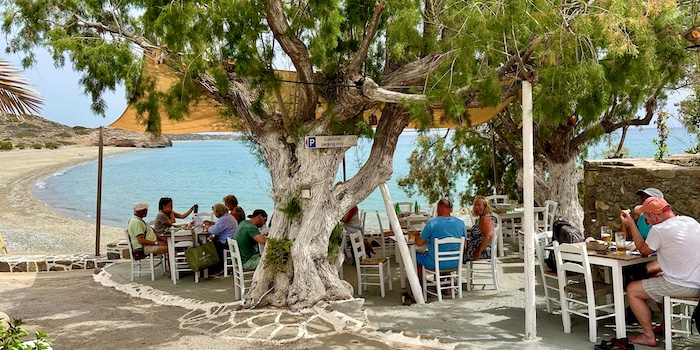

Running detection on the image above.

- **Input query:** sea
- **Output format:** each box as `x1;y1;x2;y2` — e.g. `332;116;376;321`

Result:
33;127;696;231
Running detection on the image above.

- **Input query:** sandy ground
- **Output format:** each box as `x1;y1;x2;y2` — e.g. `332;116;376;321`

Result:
0;146;135;255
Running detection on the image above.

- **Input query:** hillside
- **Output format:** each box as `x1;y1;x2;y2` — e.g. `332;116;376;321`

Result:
0;114;171;149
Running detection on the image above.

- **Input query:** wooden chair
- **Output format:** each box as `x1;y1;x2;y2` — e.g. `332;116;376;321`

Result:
222;248;233;277
123;230;164;282
663;296;699;350
375;211;395;259
349;231;392;297
464;226;499;290
554;242;615;343
422;237;465;302
227;238;255;300
534;231;559;313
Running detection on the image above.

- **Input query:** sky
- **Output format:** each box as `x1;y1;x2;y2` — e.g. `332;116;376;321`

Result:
2;44;689;129
5;47;127;128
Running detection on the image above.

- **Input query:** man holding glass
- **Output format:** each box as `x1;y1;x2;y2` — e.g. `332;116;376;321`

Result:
620;197;700;347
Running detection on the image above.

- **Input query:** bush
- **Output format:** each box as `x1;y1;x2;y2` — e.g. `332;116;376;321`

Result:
74;129;89;135
31;143;42;149
15;131;37;138
72;125;87;131
0;318;52;350
44;142;60;149
54;132;72;138
0;141;12;150
18;123;41;130
15;143;26;150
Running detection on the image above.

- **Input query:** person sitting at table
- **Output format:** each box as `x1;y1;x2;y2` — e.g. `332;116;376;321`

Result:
465;196;495;261
341;205;375;257
223;194;246;224
620;197;700;347
415;199;467;284
153;197;197;234
234;209;268;270
203;203;238;277
127;202;167;256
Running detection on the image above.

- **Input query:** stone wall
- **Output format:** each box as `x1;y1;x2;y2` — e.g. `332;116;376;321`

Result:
583;154;700;238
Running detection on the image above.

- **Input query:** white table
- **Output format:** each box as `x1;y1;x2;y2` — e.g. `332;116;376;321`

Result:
164;229;210;284
492;207;545;257
558;246;657;339
390;235;425;289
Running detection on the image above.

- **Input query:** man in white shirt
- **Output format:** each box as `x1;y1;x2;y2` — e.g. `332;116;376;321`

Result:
620;197;700;346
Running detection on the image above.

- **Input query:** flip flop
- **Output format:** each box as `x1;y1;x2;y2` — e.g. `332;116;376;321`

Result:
595;338;635;350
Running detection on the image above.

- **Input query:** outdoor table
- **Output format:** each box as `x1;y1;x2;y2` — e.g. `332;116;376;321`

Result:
390;234;424;289
398;213;430;229
492;207;545;257
552;242;657;339
164;229;211;284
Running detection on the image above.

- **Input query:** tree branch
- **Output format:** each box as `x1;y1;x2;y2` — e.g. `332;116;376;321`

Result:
263;0;316;119
362;78;427;103
347;1;386;73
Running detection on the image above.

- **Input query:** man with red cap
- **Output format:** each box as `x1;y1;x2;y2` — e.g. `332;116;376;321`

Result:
620;197;700;346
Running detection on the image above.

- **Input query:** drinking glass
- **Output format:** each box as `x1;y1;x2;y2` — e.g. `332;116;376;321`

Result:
600;226;612;243
615;231;627;255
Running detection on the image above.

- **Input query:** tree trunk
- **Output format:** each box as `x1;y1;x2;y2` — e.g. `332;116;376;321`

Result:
546;157;584;230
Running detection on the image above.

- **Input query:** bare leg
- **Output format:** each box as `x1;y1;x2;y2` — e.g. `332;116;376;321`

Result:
626;281;658;346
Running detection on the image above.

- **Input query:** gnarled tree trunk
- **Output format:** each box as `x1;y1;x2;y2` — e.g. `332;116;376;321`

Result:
547;157;584;230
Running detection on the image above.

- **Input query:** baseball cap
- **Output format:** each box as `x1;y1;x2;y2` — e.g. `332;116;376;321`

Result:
635;188;664;199
634;197;670;214
132;202;149;211
247;209;268;218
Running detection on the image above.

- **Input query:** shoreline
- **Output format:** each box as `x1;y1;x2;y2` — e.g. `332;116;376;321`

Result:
0;146;136;255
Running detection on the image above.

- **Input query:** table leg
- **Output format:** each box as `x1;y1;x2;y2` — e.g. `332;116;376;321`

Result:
168;236;177;284
397;242;406;289
612;261;627;339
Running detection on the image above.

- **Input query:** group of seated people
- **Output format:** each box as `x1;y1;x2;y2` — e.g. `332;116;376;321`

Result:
126;194;268;277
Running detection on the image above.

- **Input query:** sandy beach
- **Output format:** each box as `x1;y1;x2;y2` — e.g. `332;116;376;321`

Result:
0;146;136;255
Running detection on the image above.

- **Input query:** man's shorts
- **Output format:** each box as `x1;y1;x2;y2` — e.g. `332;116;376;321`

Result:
143;245;159;255
242;253;261;270
642;276;700;303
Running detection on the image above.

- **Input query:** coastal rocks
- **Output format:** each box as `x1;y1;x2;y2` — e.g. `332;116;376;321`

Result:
0;254;111;273
77;127;172;148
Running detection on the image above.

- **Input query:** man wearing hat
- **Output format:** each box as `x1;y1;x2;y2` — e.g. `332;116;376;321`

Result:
127;202;168;256
234;209;268;270
633;188;664;240
620;197;700;346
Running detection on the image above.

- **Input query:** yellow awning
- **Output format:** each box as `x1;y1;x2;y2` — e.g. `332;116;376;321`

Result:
110;57;515;133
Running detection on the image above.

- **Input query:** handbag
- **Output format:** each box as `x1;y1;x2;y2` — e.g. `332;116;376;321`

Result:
131;247;146;260
185;241;219;271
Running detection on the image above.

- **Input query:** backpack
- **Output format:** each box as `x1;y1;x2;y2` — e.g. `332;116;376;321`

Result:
545;219;584;271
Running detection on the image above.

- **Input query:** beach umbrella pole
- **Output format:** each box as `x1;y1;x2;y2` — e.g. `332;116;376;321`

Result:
95;126;103;256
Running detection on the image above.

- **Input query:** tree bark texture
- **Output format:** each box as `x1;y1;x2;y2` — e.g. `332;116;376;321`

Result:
546;157;584;230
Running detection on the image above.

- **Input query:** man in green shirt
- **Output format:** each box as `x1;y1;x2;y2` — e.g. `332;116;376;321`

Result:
127;202;167;256
234;209;267;270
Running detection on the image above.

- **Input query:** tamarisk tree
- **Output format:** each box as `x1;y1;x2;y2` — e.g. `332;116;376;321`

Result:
5;0;687;308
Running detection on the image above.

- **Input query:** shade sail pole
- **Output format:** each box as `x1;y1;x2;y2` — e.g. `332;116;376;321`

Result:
522;81;538;341
379;182;424;304
95;126;104;256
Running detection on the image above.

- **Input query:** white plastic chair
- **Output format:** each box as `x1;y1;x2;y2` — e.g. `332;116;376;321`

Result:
227;238;255;300
422;237;465;302
663;296;699;350
554;242;615;343
464;226;499;290
396;201;414;214
124;230;164;281
349;231;392;297
407;215;428;230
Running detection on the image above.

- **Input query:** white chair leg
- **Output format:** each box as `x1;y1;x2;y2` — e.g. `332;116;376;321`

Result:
664;296;672;350
356;269;363;296
379;265;385;297
387;261;393;291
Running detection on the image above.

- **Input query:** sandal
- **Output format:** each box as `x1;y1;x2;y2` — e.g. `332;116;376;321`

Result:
594;337;635;350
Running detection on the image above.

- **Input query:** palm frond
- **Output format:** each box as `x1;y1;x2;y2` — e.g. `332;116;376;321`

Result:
0;58;43;115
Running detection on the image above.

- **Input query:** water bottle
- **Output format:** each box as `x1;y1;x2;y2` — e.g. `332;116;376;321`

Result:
414;201;419;214
394;202;400;215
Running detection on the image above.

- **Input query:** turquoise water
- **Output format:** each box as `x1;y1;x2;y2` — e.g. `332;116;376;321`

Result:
33;127;696;230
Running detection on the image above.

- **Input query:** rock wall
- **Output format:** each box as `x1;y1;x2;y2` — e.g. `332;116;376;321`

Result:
583;155;700;238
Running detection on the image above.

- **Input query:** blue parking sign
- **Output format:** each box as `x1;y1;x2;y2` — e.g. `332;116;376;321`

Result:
306;136;316;148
